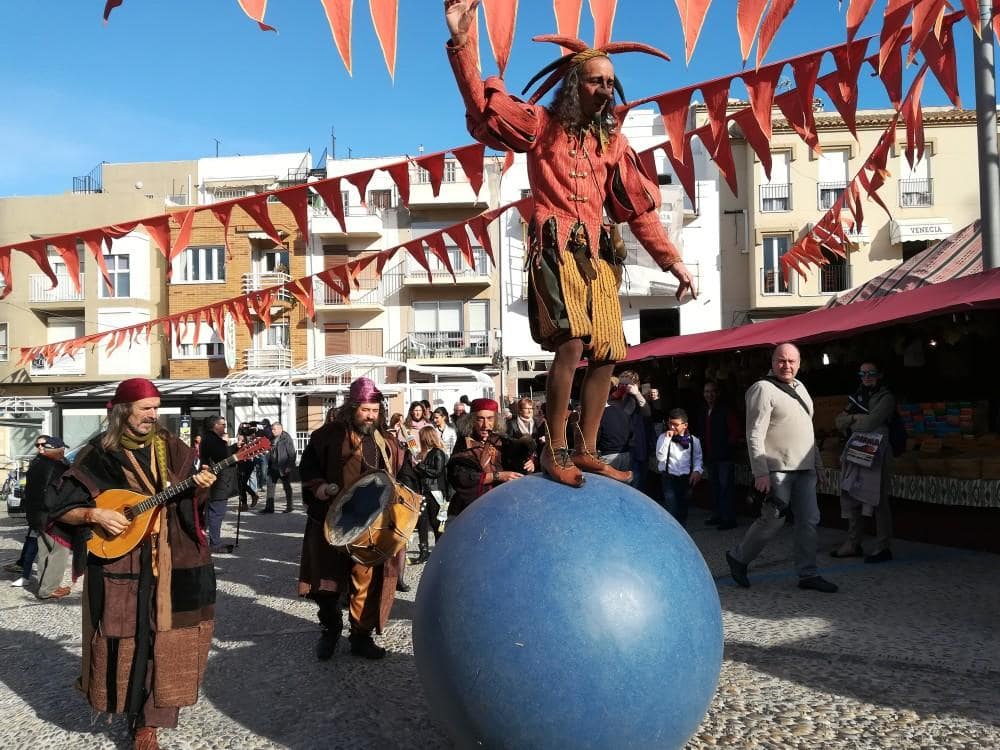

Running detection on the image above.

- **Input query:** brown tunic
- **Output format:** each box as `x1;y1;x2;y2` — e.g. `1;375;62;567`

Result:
297;422;406;633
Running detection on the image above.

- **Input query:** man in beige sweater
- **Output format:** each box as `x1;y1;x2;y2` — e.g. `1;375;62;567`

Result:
725;343;838;593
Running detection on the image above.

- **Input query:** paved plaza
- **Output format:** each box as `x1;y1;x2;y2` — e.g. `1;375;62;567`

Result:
1;490;997;749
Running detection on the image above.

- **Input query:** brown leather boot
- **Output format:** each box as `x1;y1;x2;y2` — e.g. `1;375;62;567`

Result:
570;424;632;483
133;727;159;750
540;444;585;488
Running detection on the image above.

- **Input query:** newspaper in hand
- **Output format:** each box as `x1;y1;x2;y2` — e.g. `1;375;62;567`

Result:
844;431;883;468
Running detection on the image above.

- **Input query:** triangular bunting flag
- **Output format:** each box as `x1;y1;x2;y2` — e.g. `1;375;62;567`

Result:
369;0;399;79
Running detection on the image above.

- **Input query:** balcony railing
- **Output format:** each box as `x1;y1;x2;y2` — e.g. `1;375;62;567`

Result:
817;181;848;210
243;348;292;370
760;267;793;296
819;263;851;294
29;273;85;303
899;178;933;207
760;183;791;212
241;272;292;302
386;330;491;361
314;270;402;307
30;353;85;376
404;248;489;281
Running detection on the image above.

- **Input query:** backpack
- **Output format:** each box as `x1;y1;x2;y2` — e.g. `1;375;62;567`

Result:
888;410;908;457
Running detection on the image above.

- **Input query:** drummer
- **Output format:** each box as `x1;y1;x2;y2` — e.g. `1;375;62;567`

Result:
297;377;417;661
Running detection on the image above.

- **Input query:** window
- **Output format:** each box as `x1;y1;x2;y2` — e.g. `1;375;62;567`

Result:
99;255;131;298
172;322;224;359
258;320;290;349
258;248;289;274
762;235;791;294
367;189;393;213
417;167;432;184
819;248;849;294
0;322;7;361
172;246;225;283
413;301;462;352
444;161;457;183
760;151;791;212
467;300;490;356
817;149;849;209
899;152;932;207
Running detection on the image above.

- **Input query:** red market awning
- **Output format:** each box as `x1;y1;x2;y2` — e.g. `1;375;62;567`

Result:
622;267;1000;363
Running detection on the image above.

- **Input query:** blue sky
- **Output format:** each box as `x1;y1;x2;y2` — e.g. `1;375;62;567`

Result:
0;1;977;196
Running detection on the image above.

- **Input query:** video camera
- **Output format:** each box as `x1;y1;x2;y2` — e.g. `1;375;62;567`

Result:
238;421;262;439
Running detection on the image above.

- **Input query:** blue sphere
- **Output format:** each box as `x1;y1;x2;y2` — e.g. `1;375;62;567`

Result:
413;474;723;749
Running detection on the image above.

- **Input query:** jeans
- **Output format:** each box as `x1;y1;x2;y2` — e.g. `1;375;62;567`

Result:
34;531;69;598
661;474;692;527
730;470;820;579
600;452;631;472
630;457;648;491
16;532;39;573
705;460;736;522
207;498;228;548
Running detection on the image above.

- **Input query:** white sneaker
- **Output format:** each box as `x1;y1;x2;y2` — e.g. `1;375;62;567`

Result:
11;577;25;587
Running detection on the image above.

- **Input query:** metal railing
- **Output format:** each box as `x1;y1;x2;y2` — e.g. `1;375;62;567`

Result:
404;248;489;280
241;272;292;302
819;264;851;294
899;178;933;207
314;269;401;306
309;194;390;219
29;273;85;303
759;183;792;212
817;181;848;210
760;267;793;295
386;330;491;361
243;348;292;370
72;161;105;194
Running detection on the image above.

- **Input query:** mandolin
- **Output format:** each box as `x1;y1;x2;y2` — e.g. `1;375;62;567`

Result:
87;437;271;559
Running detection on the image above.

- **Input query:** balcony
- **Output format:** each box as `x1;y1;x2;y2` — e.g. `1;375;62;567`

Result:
30;353;85;376
407;163;484;207
386;330;492;362
759;183;791;212
243;348;292;370
817;181;848;210
29;273;85;304
403;248;490;285
241;272;292;304
819;264;851;294
760;267;794;296
310;195;385;237
899;178;933;208
314;270;401;311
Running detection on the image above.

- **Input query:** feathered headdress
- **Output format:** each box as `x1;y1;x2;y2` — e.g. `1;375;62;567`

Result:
521;34;671;104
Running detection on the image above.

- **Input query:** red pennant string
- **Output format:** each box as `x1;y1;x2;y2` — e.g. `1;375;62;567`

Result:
736;0;768;64
0;248;10;300
80;230;114;294
908;0;947;65
919;16;962;108
209;203;235;259
385;161;412;208
103;0;124;21
452;143;487;196
846;0;878;42
468;216;496;267
276;185;312;247
445;225;477;269
502;150;515;174
660;137;697;207
103;221;139;239
171;209;197;280
553;0;584;52
238;194;286;247
589;0;618;49
700;78;731;147
237;0;277;31
423;232;457;282
958;0;981;36
415;153;446;197
872;43;902;109
50;237;83;294
405;240;433;283
320;0;353;75
654;89;693;164
784;51;823;155
903;67;929;168
755;0;795;67
345;169;375;206
287;278;316;319
878;0;913;75
481;0;518;76
369;0;399;79
674;0;713;64
311;178;347;232
14;239;58;290
741;64;782;141
730;108;772;182
694;124;738;196
191;310;204;347
141;215;172;261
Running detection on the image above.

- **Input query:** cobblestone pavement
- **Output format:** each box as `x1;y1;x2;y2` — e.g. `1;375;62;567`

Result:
1;490;997;749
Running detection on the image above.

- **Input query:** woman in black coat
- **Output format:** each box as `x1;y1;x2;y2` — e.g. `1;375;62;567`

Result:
412;425;449;563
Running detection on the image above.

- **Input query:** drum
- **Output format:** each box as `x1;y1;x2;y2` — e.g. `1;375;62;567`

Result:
324;471;423;567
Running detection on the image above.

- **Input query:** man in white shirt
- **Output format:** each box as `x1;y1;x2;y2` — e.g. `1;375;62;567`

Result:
725;343;837;593
654;409;703;527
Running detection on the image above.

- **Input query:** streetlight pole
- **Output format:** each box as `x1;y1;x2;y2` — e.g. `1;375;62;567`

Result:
974;0;1000;269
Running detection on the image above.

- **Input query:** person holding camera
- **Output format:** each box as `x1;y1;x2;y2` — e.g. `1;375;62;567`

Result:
725;344;837;593
263;422;296;514
654;409;703;527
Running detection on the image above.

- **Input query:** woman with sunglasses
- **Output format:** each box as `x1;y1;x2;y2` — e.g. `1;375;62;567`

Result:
831;362;896;564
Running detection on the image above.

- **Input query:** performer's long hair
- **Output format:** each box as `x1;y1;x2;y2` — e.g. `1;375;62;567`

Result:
101;403;167;451
549;65;617;139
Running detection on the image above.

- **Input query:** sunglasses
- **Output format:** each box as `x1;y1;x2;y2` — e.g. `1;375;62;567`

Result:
35;442;46;448
858;370;880;377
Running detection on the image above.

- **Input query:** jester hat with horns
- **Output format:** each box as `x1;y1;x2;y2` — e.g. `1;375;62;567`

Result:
521;35;671;105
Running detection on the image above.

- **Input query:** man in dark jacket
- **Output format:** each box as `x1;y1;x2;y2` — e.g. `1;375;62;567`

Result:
693;381;743;530
264;422;296;514
25;435;72;600
201;416;236;553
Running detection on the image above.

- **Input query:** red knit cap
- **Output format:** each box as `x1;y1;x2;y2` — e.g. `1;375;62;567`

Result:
471;398;499;413
110;378;161;406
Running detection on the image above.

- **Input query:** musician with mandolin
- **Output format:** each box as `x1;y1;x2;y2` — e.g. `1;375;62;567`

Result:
47;378;265;750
